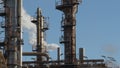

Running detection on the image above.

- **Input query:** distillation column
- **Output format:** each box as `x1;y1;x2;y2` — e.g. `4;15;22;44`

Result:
36;8;49;68
32;8;48;68
3;0;22;68
56;0;81;64
37;8;44;67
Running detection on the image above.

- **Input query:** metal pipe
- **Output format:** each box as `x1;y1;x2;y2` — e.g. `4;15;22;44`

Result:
22;52;49;62
17;0;22;67
22;60;64;64
36;8;42;60
57;47;60;65
79;48;84;64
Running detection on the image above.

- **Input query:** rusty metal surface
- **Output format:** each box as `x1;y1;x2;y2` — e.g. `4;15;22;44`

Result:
0;52;7;68
56;0;80;64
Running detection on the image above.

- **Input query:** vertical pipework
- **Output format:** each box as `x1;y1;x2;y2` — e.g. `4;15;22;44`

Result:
57;47;60;65
32;7;48;67
79;48;84;64
4;0;20;68
17;0;22;67
36;8;43;67
56;0;81;64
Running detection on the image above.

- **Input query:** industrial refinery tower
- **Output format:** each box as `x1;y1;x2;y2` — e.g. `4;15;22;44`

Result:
36;8;45;68
22;7;49;68
0;0;22;68
31;8;49;68
0;0;109;68
56;0;81;64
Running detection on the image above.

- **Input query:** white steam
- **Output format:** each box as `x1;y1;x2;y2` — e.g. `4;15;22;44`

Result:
44;41;60;51
32;41;60;51
21;8;36;45
102;44;118;55
21;7;59;51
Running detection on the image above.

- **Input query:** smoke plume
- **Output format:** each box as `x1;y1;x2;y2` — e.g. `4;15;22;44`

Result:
21;8;36;46
21;7;59;51
102;44;118;55
44;41;60;51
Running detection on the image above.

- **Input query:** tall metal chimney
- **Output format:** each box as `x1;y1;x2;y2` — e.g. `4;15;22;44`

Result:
56;0;81;64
